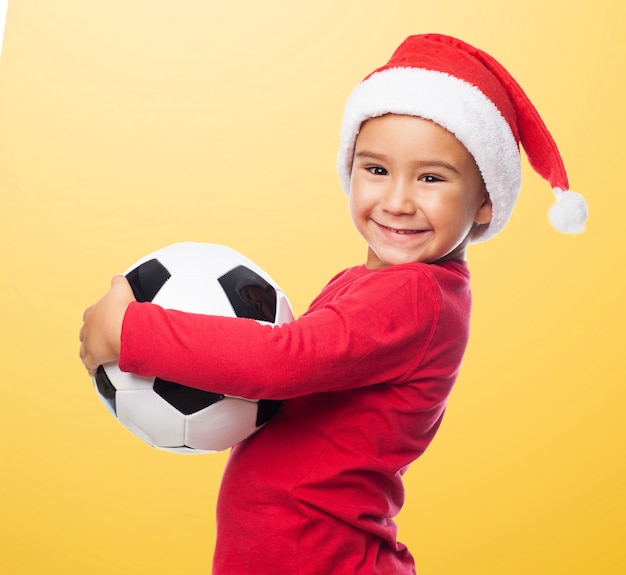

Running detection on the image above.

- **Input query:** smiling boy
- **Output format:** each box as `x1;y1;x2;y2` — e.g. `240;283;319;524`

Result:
351;114;493;268
80;34;587;574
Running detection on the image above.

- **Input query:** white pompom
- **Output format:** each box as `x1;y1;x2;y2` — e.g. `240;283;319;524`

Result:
548;188;588;234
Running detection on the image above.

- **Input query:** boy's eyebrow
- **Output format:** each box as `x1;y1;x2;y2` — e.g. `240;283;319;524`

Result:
354;150;387;162
354;150;461;174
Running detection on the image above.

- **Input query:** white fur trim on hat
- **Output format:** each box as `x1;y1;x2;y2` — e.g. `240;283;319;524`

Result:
337;67;522;241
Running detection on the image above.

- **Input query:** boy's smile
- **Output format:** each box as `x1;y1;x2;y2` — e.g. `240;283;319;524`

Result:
349;114;493;269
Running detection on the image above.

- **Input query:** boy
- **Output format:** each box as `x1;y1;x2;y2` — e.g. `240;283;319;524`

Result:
80;34;587;574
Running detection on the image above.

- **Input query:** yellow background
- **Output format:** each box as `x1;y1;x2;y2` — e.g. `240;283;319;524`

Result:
1;1;624;573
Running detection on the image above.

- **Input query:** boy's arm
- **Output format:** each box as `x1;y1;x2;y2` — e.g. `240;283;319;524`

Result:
79;276;135;376
117;268;445;400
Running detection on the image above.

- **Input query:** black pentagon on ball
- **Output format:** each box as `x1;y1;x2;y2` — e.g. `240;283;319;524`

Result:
94;365;117;414
126;258;171;303
218;265;277;322
256;399;282;427
154;378;225;416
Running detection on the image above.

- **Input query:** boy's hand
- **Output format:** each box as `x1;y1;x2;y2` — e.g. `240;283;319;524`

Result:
79;275;136;377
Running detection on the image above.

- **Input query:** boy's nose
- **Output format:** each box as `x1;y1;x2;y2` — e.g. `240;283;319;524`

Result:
381;180;417;215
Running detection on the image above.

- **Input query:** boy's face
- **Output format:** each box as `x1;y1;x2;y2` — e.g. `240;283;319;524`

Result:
349;114;492;268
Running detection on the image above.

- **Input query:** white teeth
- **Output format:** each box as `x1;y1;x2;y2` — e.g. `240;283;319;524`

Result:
378;222;422;235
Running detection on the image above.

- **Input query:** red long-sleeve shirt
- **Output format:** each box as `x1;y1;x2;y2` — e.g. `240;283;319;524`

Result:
119;260;472;574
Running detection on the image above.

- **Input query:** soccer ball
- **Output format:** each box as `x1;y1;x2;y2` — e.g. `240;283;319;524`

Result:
93;242;294;454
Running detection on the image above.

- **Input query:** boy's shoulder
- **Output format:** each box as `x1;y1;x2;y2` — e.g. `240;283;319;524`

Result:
358;259;470;288
318;260;469;303
327;259;469;284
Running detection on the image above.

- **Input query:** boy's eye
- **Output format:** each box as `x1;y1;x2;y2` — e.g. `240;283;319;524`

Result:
367;166;388;176
420;174;443;183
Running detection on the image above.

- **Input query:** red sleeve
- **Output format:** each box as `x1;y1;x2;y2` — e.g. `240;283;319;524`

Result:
118;266;441;400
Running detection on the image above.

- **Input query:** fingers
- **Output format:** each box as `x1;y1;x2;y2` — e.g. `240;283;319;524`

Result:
111;274;134;294
79;321;100;376
111;274;126;286
82;304;92;322
78;295;99;376
78;319;96;376
78;339;97;377
79;275;130;377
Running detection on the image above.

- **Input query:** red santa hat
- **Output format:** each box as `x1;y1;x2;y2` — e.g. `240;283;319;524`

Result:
337;34;588;241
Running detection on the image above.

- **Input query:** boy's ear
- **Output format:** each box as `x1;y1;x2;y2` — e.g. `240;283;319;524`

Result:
474;190;493;225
